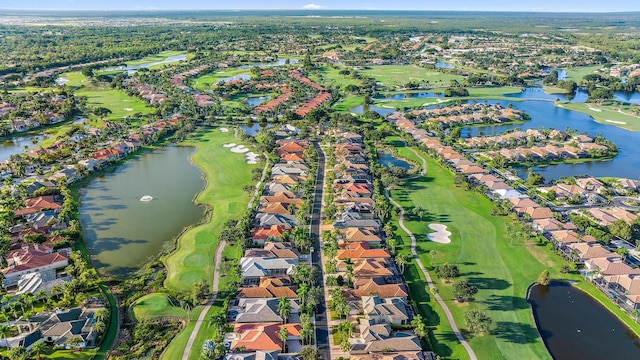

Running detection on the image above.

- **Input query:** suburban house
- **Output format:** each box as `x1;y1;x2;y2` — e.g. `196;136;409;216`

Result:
239;257;298;285
361;296;411;325
237;277;298;299
231;298;299;323
2;245;69;288
228;323;301;351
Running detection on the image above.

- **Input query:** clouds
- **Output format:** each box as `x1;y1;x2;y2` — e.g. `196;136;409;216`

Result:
303;3;324;9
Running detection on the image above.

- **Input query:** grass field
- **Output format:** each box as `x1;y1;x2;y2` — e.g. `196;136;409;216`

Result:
130;293;186;321
314;65;362;88
360;65;464;88
119;50;186;67
59;71;90;88
332;96;365;112
76;87;155;120
387;137;558;360
195;68;252;90
559;102;640;132
386;136;640;358
163;127;256;292
564;65;604;82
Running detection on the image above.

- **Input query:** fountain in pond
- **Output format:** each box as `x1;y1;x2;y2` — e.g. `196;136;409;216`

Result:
140;195;153;202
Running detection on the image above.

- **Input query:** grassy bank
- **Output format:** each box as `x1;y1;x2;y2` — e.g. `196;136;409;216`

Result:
129;293;187;321
360;65;464;88
163;127;256;293
558;102;640;132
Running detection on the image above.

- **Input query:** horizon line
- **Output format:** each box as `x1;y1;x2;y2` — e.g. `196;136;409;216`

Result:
0;8;638;14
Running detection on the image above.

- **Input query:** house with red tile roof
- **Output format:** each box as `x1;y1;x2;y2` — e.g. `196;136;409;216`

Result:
237;277;298;299
229;323;301;351
2;246;69;287
14;196;62;217
337;242;390;260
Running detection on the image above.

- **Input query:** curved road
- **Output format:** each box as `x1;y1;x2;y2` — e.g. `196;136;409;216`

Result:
181;146;271;360
386;143;478;360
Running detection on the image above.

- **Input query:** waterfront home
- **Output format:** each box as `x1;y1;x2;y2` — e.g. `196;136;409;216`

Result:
49;166;79;185
585;257;640;277
566;242;616;262
600;274;640;310
228;323;301;352
617;178;640;192
1;245;69;288
575;177;607;194
14;195;62;217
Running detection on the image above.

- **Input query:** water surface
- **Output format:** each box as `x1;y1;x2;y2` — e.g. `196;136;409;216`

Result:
529;282;640;360
79;146;204;276
377;150;412;170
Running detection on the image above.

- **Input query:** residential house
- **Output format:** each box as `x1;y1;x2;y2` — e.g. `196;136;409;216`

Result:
228;323;301;351
362;296;411;325
2;246;69;288
237;277;298;299
232;298;299;323
239;257;298;285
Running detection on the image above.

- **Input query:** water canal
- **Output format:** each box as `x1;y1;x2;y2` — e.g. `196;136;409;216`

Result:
78;146;205;277
529;282;640;359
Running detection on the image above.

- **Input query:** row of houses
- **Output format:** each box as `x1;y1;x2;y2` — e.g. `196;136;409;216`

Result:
392;118;640;321
463;129;567;148
328;131;427;359
224;138;313;358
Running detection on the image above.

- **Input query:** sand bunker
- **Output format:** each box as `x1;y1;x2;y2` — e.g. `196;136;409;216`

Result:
427;224;452;244
222;143;236;148
247;160;258;164
588;107;602;112
220;127;230;132
124;108;134;111
231;145;249;153
605;120;626;125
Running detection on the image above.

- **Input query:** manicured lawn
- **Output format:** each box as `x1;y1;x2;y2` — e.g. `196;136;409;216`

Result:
559;102;640;132
59;71;90;88
158;306;206;360
195;68;252;90
163;127;257;292
130;293;186;321
332;96;365;112
563;65;604;82
359;65;464;88
76;87;155;120
313;65;362;88
387;137;558;360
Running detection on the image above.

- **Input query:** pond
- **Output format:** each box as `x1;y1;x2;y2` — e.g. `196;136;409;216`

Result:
238;58;299;69
460;100;640;180
78;146;205;277
103;53;187;74
218;73;252;83
240;122;273;136
0;135;45;162
435;62;455;69
350;104;397;116
505;87;640;105
245;96;270;107
374;92;440;100
377;150;412;170
528;282;640;360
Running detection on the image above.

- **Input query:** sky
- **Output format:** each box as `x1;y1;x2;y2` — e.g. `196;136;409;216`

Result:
0;0;638;12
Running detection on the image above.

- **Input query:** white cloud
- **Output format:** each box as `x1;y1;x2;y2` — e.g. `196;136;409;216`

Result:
303;3;325;10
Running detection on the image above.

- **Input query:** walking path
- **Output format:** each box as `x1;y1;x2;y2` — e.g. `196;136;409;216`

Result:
385;143;478;360
181;143;270;360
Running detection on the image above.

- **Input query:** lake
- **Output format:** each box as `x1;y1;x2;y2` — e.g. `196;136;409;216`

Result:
103;53;187;74
377;150;412;170
78;146;205;277
246;96;270;107
238;58;299;69
459;100;640;181
350;104;397;116
0;135;45;162
218;73;252;83
240;122;272;136
505;87;640;105
435;62;455;69
374;92;440;100
529;282;640;360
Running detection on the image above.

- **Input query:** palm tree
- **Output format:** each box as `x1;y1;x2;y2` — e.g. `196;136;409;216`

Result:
278;297;292;324
0;324;10;347
278;326;289;352
208;311;227;337
180;297;194;322
30;341;46;360
395;253;411;274
93;308;109;323
386;238;396;254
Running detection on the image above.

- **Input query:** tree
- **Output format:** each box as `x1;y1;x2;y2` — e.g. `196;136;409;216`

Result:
537;270;551;286
464;309;492;334
340;340;352;354
395;253;411;274
208;311;227;336
278;326;289;352
609;219;632;241
300;346;321;360
386;238;396;254
526;170;545;186
180;296;194;321
193;279;210;304
0;324;10;348
452;280;479;303
411;315;428;339
6;346;28;360
434;264;460;283
278;297;292;324
29;341;46;360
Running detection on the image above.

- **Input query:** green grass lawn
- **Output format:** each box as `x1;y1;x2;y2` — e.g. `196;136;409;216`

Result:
563;65;604;82
332;96;365;112
59;71;90;88
130;293;187;321
313;65;362;88
360;65;464;88
118;50;185;67
558;102;640;132
195;68;252;90
158;306;206;360
387;137;559;360
163;127;256;292
76;86;155;120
